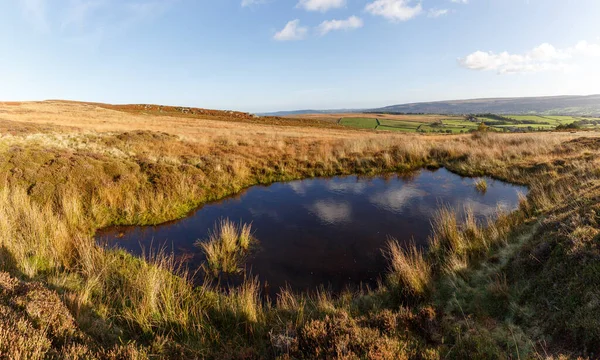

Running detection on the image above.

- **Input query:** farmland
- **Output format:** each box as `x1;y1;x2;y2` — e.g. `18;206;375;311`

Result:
326;113;600;133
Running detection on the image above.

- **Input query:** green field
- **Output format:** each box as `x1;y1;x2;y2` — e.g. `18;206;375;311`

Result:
339;117;378;129
541;115;580;122
507;115;550;122
505;115;578;126
338;114;593;134
338;116;481;134
496;124;556;129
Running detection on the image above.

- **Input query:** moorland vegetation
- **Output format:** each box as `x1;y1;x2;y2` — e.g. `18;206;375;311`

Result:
0;101;598;359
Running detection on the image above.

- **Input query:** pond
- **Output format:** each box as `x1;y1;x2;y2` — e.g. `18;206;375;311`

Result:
97;168;527;297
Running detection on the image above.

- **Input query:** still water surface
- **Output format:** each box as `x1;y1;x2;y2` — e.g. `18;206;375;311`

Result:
97;168;527;295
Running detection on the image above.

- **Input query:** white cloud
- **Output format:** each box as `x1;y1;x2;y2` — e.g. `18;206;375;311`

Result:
274;19;308;41
365;0;422;22
317;16;363;35
428;8;449;18
573;40;600;57
297;0;345;12
450;0;468;3
459;41;600;74
241;0;266;7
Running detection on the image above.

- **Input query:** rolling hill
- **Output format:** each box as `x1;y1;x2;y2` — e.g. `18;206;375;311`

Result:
265;94;600;116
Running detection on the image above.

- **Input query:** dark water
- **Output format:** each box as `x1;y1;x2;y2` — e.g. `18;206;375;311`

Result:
97;168;526;296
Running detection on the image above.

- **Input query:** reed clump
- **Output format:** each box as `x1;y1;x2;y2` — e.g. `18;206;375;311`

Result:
384;239;431;299
197;219;254;277
474;178;488;193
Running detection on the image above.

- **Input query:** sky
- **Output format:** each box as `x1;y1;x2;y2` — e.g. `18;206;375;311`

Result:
1;0;600;113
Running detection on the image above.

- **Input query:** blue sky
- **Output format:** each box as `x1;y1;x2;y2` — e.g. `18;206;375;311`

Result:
2;0;600;112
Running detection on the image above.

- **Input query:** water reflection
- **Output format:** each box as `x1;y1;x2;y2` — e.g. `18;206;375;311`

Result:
97;168;527;296
324;181;368;195
369;185;427;213
309;200;353;224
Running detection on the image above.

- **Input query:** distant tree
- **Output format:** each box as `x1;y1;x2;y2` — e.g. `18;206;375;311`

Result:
556;122;582;131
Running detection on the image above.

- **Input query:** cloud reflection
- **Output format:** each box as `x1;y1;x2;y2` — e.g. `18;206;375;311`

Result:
369;185;426;213
462;199;510;217
309;200;352;224
288;181;312;195
325;181;368;194
248;206;281;221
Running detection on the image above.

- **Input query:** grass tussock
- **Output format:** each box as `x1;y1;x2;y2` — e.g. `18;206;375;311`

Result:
474;178;488;193
384;239;431;299
0;186;74;277
197;219;254;277
0;101;599;358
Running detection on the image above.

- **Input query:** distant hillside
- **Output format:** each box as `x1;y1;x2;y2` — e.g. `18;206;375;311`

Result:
372;95;600;116
265;95;600;117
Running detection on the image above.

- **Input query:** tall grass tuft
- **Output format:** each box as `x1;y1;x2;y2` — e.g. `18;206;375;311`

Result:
197;219;254;277
0;186;74;276
227;277;264;324
429;205;466;261
384;239;431;298
475;179;488;193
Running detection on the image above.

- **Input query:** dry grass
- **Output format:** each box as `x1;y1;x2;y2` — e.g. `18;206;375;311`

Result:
0;100;599;358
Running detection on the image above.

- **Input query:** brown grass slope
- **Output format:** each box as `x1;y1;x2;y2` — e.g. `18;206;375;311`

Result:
0;101;598;358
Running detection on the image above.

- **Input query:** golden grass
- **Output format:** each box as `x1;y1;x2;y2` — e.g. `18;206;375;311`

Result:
0;186;75;276
384;240;431;298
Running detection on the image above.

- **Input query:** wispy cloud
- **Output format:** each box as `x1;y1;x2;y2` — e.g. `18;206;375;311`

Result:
241;0;267;7
125;1;173;23
450;0;468;3
18;0;176;50
274;19;308;41
297;0;346;12
317;16;363;35
61;0;106;30
459;41;600;74
19;0;49;31
365;0;422;22
428;8;449;18
20;0;174;35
